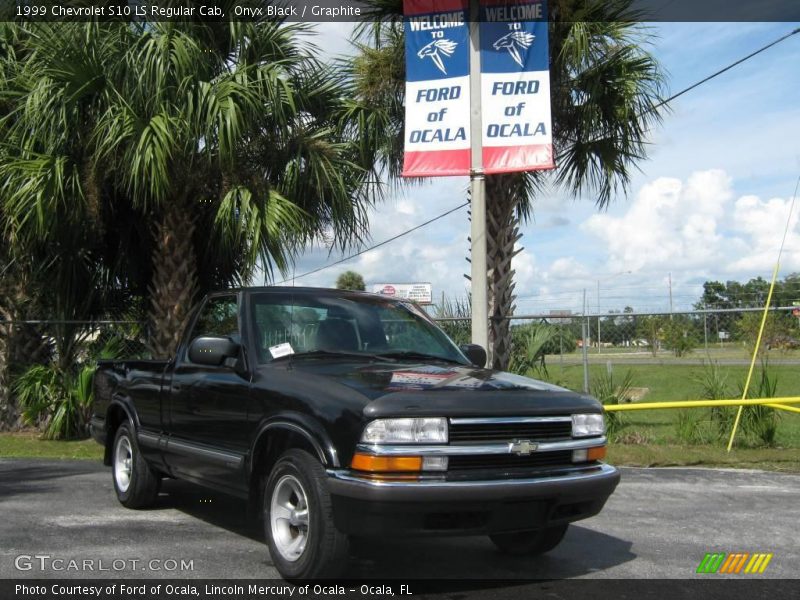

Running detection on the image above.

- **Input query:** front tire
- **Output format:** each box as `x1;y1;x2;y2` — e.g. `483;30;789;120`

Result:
263;449;349;580
112;423;160;509
489;524;568;555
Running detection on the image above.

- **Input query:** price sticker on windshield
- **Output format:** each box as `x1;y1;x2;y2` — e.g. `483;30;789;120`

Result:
269;343;295;359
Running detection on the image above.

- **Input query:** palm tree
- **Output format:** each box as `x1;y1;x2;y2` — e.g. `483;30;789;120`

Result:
351;0;667;368
1;13;379;357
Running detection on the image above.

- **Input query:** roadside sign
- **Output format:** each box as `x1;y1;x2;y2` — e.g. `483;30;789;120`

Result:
372;283;433;304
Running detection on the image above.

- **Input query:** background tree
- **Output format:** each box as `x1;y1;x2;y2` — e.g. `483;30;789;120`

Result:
637;315;664;357
335;270;367;291
662;315;699;357
351;0;667;369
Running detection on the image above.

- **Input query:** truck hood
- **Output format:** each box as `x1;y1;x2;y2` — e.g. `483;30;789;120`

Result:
286;360;601;417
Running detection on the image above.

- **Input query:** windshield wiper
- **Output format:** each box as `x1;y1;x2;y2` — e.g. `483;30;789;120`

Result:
271;349;396;363
375;351;465;364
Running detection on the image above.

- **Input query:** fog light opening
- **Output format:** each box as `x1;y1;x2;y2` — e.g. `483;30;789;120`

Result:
422;456;448;471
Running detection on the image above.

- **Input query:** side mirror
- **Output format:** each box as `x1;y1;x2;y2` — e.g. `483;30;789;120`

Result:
460;344;487;368
188;336;241;367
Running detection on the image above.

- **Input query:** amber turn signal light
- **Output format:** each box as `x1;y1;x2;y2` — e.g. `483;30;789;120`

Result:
351;453;422;472
587;446;607;461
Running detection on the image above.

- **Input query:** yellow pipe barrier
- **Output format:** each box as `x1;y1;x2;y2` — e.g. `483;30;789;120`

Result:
603;396;800;412
767;403;800;415
727;263;781;452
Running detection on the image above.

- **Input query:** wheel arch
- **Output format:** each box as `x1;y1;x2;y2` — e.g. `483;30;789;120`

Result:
247;416;338;514
103;398;138;466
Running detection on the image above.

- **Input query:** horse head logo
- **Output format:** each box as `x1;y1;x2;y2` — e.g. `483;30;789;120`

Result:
493;31;535;68
417;39;459;75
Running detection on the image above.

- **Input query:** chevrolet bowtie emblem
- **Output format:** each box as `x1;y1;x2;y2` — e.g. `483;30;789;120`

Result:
509;439;538;456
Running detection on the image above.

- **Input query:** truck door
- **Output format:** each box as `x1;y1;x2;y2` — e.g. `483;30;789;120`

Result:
165;294;250;493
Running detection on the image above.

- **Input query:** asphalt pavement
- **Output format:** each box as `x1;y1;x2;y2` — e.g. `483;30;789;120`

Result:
1;458;798;581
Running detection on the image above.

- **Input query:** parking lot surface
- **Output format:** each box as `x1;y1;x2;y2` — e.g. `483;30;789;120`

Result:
1;459;798;580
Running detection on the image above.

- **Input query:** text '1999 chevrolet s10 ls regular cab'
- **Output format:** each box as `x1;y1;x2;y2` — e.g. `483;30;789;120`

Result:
90;287;619;579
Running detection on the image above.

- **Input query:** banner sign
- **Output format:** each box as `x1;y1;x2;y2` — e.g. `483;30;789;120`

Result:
402;0;553;177
480;0;553;173
402;0;471;177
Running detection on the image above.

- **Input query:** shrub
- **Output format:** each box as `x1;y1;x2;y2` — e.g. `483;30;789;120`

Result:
14;364;95;440
509;324;557;377
434;295;471;347
590;369;634;441
697;361;736;441
735;365;780;447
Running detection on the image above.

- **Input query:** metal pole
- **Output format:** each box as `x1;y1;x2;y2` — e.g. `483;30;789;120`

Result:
582;289;589;393
468;0;488;364
668;272;674;318
596;280;601;354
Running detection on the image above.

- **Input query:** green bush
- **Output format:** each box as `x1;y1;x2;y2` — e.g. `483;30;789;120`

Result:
14;364;95;440
509;324;558;377
590;369;634;441
434;295;471;347
735;366;780;447
697;361;736;441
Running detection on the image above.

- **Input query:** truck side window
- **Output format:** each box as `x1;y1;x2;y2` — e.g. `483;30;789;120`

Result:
190;295;239;341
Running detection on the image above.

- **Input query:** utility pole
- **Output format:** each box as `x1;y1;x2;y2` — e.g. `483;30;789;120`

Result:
468;0;488;364
668;272;674;318
596;279;601;354
582;289;589;393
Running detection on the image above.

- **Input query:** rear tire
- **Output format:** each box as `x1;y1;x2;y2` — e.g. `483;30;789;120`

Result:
263;449;349;580
112;423;160;509
489;524;568;555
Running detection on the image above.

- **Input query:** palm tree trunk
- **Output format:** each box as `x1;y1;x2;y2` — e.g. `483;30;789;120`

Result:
148;203;199;359
486;174;524;371
0;314;11;429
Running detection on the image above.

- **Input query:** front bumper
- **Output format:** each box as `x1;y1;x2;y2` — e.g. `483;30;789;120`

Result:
327;463;620;536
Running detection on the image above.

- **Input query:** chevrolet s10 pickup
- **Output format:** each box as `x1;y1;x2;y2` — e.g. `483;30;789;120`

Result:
91;287;619;579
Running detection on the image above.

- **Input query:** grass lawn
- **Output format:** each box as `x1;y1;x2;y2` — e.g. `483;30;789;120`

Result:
0;431;103;460
543;362;800;403
608;444;800;472
539;363;800;448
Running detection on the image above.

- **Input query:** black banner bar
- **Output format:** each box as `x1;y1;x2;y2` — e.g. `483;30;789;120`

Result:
2;0;800;23
3;579;799;600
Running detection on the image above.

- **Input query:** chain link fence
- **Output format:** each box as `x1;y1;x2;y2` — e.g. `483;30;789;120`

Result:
436;306;800;391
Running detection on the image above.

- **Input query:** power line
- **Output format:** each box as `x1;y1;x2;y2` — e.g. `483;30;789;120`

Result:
277;27;800;285
275;201;470;285
649;26;800;113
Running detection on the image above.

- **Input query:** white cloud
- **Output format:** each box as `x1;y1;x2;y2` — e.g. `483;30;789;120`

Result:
582;169;733;273
728;194;800;272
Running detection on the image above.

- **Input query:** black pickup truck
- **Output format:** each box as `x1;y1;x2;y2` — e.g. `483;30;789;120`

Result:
91;287;619;579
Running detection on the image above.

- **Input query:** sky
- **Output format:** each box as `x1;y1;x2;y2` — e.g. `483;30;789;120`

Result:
275;21;800;316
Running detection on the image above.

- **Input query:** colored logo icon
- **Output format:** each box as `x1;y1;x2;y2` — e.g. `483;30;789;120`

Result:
696;552;773;574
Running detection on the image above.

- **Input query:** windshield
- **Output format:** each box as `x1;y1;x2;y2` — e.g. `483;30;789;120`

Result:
250;292;469;365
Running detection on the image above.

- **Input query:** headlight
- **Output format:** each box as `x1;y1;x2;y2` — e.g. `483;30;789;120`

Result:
572;413;605;437
361;418;448;444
